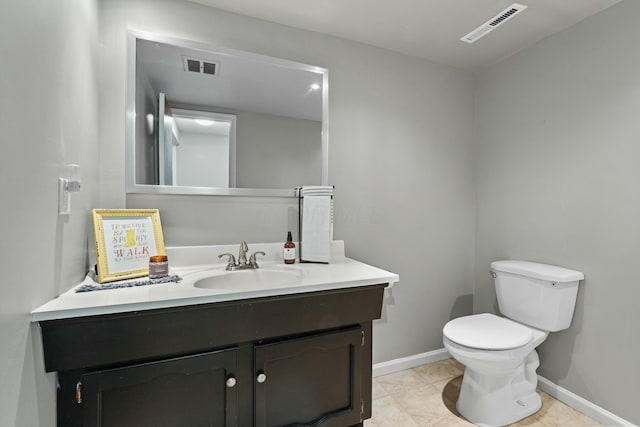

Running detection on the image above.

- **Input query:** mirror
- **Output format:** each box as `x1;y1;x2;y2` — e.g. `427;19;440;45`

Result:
126;31;328;197
158;97;237;188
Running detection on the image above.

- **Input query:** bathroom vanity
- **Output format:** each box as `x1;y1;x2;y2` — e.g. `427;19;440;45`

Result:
32;242;398;426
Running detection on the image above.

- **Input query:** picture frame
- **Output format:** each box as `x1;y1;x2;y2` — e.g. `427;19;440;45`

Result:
92;209;166;283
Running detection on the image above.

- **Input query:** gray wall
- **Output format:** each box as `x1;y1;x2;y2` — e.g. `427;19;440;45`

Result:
0;1;100;426
474;1;640;424
176;132;229;187
135;64;158;185
236;112;322;189
166;104;323;188
101;0;475;364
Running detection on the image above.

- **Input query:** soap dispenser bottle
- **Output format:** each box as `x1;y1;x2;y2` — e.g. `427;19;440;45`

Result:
284;231;296;264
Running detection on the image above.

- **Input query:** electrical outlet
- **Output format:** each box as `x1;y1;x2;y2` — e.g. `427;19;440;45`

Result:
58;178;70;215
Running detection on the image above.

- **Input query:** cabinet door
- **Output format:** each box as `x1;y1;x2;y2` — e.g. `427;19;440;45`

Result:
254;326;363;427
81;348;238;427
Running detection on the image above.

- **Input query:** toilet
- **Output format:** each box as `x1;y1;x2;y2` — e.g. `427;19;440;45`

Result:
443;260;584;427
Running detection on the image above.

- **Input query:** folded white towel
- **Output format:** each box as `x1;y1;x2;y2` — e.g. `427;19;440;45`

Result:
300;186;334;196
300;186;333;263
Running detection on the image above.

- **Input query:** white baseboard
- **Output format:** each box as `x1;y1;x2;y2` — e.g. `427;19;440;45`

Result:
373;348;635;426
372;348;450;377
537;376;636;427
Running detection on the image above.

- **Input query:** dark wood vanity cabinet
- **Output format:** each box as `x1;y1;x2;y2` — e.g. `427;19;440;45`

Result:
40;285;386;426
79;348;238;426
254;327;364;427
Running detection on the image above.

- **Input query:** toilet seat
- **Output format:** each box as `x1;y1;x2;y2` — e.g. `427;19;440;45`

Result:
443;313;533;350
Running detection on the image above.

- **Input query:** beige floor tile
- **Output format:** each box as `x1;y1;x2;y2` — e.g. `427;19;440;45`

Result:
531;392;601;426
431;377;451;394
391;383;452;425
448;357;465;371
376;369;429;394
365;395;419;427
412;358;464;384
510;419;549;427
441;375;463;417
371;377;388;399
370;363;601;427
428;413;476;427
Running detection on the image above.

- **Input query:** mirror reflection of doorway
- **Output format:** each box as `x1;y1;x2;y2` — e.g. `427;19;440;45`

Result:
158;93;236;188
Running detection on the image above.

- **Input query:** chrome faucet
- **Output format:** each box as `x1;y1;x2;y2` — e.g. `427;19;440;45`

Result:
249;251;266;267
218;242;265;271
238;241;249;266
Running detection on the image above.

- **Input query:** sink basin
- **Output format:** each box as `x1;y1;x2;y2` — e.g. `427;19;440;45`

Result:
193;269;302;290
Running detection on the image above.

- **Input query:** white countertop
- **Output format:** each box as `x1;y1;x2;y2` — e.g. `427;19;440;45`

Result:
31;241;398;322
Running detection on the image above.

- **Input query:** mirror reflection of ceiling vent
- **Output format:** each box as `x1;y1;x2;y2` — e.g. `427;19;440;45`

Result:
461;3;528;44
182;56;219;76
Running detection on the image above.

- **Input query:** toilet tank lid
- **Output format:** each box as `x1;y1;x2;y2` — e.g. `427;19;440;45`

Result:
491;260;584;282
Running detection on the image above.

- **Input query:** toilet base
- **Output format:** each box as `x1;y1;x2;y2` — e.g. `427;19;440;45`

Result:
456;350;542;427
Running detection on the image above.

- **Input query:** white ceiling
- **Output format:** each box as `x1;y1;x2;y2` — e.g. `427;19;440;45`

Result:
174;116;230;136
187;0;622;71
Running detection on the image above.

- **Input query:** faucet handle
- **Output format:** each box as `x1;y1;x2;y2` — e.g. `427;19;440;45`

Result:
238;241;249;265
249;251;266;268
218;253;237;270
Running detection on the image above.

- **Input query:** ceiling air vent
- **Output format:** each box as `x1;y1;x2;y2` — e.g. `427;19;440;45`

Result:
461;3;528;44
183;56;220;76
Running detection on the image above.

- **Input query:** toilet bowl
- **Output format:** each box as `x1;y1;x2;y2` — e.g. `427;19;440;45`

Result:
443;313;548;426
442;260;584;427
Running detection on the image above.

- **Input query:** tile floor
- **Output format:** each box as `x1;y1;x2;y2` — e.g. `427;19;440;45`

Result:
365;358;601;427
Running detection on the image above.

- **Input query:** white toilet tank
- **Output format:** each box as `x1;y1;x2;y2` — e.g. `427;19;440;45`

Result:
491;260;584;332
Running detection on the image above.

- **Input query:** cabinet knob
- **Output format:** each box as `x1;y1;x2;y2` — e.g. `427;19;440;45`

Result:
226;376;237;388
256;373;267;383
75;381;82;404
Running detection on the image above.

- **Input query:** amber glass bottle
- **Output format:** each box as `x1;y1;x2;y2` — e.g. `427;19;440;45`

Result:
284;231;296;264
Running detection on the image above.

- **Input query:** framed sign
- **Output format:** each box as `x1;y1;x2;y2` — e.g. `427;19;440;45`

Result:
92;209;166;283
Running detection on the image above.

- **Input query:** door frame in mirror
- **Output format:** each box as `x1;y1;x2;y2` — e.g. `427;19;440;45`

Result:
168;108;238;189
125;30;329;197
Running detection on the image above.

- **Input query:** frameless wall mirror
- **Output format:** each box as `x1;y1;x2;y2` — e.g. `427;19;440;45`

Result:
126;31;329;197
